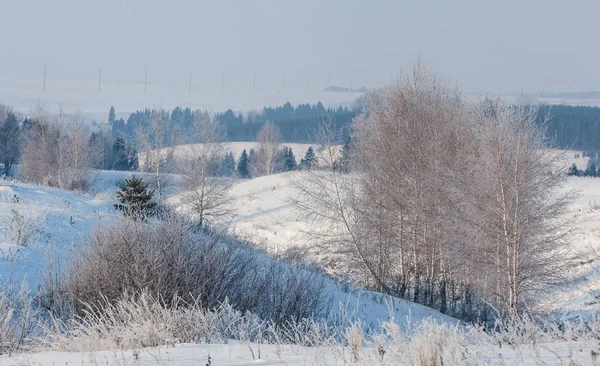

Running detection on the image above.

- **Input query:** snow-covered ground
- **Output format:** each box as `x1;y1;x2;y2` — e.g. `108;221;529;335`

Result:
0;340;598;365
5;147;600;364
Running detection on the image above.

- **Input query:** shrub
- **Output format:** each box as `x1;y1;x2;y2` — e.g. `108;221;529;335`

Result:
64;214;329;324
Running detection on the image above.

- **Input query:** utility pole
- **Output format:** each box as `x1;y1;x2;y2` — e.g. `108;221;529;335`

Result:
144;68;148;93
43;64;46;92
189;72;192;94
98;68;101;93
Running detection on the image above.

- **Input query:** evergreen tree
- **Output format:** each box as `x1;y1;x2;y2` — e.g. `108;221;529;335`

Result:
247;148;257;177
300;146;317;170
585;159;597;177
221;151;236;176
567;163;581;177
338;136;353;172
114;175;156;220
237;149;250;178
282;146;297;171
112;137;138;171
108;106;116;126
0;109;20;176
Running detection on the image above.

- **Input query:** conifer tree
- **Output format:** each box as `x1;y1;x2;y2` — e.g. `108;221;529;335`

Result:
237;149;250;178
567;163;581;177
585;159;597;177
108;106;116;125
221;151;236;176
114;175;156;220
300;146;317;170
247;148;257;177
282;146;297;171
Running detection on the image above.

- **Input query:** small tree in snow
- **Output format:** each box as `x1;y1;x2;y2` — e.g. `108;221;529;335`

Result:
114;175;156;220
300;146;317;170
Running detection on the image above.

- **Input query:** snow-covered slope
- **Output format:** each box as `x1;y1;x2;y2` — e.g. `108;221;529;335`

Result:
0;172;458;334
0;178;116;290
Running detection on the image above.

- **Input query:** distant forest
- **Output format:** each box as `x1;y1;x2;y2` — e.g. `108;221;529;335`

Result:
111;101;357;144
539;104;600;151
109;102;600;152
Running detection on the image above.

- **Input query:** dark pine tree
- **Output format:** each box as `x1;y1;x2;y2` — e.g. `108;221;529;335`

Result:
112;137;138;171
221;151;236;176
247;148;257;177
338;136;353;172
237;149;250;178
585;159;597;177
114;175;156;220
108;106;116;126
567;163;581;177
282;146;297;171
300;146;317;170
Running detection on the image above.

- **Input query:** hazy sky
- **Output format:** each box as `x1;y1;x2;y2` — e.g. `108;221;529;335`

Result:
0;0;598;94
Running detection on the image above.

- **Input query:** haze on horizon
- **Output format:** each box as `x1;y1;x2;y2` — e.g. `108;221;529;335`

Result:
0;0;598;95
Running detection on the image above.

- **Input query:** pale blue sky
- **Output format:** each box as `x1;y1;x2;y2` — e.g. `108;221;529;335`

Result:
0;0;598;93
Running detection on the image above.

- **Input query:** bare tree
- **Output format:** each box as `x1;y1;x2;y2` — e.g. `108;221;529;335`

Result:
20;104;57;186
176;111;232;228
20;104;93;190
254;121;281;176
135;108;178;201
295;60;574;317
0;105;20;177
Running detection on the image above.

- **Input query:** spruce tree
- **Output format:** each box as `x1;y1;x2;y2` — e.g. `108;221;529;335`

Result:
338;136;353;172
585;159;598;177
108;106;116;125
567;163;581;177
282;146;297;171
300;146;317;170
237;149;250;178
247;148;257;177
222;151;236;176
114;175;156;220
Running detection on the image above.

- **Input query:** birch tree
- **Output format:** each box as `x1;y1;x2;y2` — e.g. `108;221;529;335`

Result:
176;111;232;228
254;121;281;176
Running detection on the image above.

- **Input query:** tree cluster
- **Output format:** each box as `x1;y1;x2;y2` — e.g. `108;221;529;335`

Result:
296;63;574;321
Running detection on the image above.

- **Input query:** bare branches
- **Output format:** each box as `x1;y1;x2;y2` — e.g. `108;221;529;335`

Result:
294;61;574;317
175;111;233;228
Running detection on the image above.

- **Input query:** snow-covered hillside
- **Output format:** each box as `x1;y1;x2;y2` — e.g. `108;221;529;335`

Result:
0;178;115;290
0;172;458;339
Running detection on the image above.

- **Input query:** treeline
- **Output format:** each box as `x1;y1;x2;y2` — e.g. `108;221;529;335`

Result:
539;104;600;151
111;101;357;146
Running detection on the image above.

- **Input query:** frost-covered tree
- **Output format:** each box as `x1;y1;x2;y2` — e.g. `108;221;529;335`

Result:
254;121;281;176
0;105;20;176
295;60;574;316
176;111;232;228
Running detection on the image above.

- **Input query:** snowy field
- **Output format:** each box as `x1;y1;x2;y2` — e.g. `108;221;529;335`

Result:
0;76;360;122
4;148;600;364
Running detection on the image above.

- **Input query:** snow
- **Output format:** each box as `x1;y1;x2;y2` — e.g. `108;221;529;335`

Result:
1;339;599;365
7;147;600;364
0;178;115;290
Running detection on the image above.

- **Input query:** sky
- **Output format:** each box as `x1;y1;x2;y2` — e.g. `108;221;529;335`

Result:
0;0;598;94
